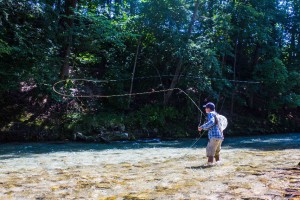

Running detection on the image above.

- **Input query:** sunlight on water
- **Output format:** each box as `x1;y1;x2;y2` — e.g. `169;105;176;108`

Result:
0;133;299;199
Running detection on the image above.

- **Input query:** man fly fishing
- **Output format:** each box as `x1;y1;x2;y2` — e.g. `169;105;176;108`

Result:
198;102;224;166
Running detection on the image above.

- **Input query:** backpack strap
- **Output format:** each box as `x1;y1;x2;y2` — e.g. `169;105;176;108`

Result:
212;112;223;134
213;114;218;126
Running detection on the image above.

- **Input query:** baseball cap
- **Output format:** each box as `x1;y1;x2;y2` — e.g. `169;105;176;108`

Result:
203;102;215;111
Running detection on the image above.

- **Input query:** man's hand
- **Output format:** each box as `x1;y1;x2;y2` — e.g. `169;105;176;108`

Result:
198;127;202;132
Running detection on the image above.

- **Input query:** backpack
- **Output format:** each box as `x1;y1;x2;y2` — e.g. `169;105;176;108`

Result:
213;112;228;133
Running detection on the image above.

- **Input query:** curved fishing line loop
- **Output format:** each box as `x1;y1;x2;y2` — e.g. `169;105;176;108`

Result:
53;79;205;115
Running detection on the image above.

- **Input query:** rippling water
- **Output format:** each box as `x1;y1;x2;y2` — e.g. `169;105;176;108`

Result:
0;133;299;199
1;133;299;158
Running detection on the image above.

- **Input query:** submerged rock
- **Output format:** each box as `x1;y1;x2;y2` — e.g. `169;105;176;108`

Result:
73;132;109;143
73;131;129;143
100;131;129;141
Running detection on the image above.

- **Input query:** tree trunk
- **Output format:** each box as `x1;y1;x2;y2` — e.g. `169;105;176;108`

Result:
129;0;136;15
230;33;239;115
115;0;121;17
164;0;200;105
298;33;300;61
55;0;61;13
251;43;260;67
60;37;72;79
128;37;142;108
248;43;260;109
163;56;183;104
107;0;112;17
289;26;296;66
60;0;77;79
187;0;201;37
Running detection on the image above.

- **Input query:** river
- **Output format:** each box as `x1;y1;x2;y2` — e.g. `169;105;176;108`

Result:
0;133;299;199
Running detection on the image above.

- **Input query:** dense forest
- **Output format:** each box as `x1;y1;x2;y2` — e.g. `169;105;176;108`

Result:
0;0;299;142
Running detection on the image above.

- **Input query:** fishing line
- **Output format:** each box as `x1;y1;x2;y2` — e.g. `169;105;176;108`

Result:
55;76;261;84
53;75;260;110
53;81;204;115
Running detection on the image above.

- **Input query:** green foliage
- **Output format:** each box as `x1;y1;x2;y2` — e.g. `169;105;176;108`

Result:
131;105;179;130
0;0;299;141
0;39;11;56
253;58;289;109
63;112;125;133
254;58;288;92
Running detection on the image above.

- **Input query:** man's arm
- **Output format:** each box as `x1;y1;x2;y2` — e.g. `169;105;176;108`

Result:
198;113;215;130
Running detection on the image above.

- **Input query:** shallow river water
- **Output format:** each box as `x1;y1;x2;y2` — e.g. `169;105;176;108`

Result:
0;133;299;200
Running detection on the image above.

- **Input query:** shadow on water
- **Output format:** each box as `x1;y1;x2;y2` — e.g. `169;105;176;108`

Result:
0;133;299;160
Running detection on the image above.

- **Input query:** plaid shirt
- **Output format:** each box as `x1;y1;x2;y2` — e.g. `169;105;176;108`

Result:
199;111;224;140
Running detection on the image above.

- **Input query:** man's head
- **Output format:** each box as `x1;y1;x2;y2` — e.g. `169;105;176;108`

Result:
203;102;215;113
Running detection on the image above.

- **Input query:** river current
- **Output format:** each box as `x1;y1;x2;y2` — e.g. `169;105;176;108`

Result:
0;133;299;199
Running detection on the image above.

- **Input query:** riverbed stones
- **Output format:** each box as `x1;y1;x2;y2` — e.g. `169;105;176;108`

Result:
0;145;299;199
